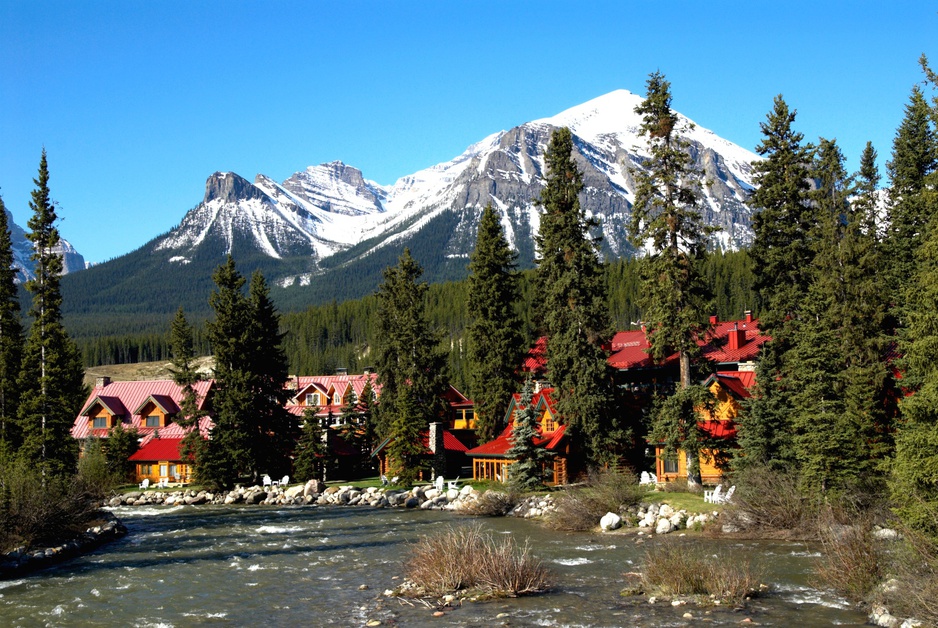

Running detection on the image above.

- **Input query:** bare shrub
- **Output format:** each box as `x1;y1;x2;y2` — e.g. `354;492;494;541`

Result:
463;489;519;517
642;541;763;606
0;457;103;552
723;464;817;534
547;469;644;531
405;523;552;597
882;530;938;625
814;510;882;605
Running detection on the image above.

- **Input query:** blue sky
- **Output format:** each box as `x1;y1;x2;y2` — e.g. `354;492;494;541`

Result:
2;1;936;264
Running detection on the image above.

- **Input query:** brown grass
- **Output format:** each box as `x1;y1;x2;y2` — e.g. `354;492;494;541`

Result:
722;465;818;535
462;489;519;517
642;541;763;606
547;468;645;531
880;530;938;625
405;524;552;597
813;510;882;606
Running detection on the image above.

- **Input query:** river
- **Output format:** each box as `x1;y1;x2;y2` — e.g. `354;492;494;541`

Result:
0;505;869;627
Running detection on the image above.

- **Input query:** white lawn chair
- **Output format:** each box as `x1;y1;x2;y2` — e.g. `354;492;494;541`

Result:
157;478;169;489
381;474;389;486
447;477;460;491
705;484;724;504
139;478;150;490
280;475;290;487
434;475;444;492
723;485;736;503
263;474;273;488
640;471;652;485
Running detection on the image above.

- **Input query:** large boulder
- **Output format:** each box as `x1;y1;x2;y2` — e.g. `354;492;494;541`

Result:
600;512;622;531
655;518;674;535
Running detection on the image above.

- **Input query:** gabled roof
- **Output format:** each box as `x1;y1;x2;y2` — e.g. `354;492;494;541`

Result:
502;387;556;426
133;394;180;416
371;427;469;457
704;371;756;399
128;437;187;462
466;423;567;458
699;318;768;364
72;379;213;439
81;395;128;418
608;330;678;370
699;420;737;440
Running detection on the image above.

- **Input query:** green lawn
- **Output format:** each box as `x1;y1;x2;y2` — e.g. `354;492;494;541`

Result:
644;489;723;514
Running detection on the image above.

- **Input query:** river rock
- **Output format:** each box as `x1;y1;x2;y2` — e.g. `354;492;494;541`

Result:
446;489;459;502
873;527;900;540
870;605;899;628
655;518;674;535
659;504;674;518
245;491;267;505
600;512;622;531
424;488;440;500
404;496;420;509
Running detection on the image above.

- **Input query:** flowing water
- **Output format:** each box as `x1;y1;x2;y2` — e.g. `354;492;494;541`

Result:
0;505;869;627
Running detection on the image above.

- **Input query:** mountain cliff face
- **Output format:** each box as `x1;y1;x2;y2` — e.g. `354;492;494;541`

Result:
63;89;759;321
5;208;86;281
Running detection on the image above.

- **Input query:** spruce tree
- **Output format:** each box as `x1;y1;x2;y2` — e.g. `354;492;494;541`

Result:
735;97;815;471
105;422;140;483
246;271;296;478
0;195;23;452
891;212;938;538
535;127;617;467
649;385;714;483
293;406;326;482
882;85;938;309
467;204;523;443
373;249;448;485
629;72;714;487
200;257;254;489
17;150;86;479
168;307;204;465
506;378;550;491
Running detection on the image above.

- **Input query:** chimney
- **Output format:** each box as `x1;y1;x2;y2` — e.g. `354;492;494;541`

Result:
709;315;718;325
428;422;446;479
335;367;348;376
744;310;753;324
95;376;110;389
363;366;374;375
728;323;746;351
285;375;298;391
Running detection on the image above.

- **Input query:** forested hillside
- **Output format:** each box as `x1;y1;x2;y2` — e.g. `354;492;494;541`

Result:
75;250;757;394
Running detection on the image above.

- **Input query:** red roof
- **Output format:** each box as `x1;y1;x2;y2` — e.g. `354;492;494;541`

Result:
707;371;756;399
128;437;187;462
699;420;737;440
528;315;769;374
467;423;566;458
420;429;469;453
72;380;214;439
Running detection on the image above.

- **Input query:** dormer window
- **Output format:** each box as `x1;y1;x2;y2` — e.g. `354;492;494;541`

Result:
333;393;341;404
145;415;160;428
92;416;108;429
542;413;556;433
306;393;321;406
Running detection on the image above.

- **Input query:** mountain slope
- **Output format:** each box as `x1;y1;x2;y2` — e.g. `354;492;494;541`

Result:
62;89;758;333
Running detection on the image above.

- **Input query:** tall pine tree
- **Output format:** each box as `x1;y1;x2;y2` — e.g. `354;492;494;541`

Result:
535;127;618;468
373;249;448;485
629;71;714;487
467;204;524;443
168;307;205;469
735;97;815;471
17;150;85;479
0;195;22;452
506;377;550;491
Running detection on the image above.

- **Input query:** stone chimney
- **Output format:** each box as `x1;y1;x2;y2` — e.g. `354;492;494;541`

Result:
428;422;446;479
95;376;110;389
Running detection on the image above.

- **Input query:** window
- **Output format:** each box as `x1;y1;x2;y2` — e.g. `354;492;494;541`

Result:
140;464;151;476
663;457;679;474
170;464;178;479
160;464;168;478
92;416;108;429
306;393;320;406
145;415;160;427
542;413;556;433
333;393;341;404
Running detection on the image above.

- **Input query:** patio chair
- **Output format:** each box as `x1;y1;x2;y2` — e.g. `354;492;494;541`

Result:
263;474;273;488
723;485;736;503
447;477;461;491
280;475;290;487
640;471;652;485
380;474;389;486
435;475;444;492
706;484;723;504
139;478;150;490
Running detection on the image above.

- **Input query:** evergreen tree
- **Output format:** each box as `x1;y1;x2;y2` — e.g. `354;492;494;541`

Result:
535;127;618;467
882;85;938;306
892;212;938;538
736;97;815;471
293;406;326;482
358;378;378;454
168;307;204;465
17;150;86;479
104;422;140;483
506;378;550;491
373;249;448;485
630;72;715;486
0;195;22;452
467;204;523;443
246;271;296;478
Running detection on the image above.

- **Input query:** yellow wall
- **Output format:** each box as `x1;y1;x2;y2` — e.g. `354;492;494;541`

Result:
655;446;725;483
